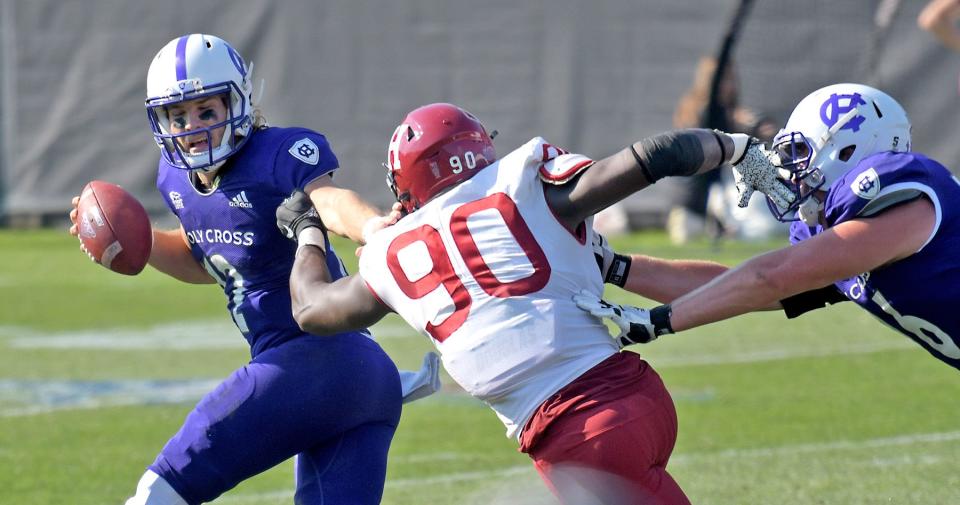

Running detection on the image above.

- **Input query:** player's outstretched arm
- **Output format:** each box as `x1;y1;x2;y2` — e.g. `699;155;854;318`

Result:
305;175;400;245
593;231;845;317
546;129;724;227
289;246;391;334
666;196;935;332
580;197;935;343
546;129;790;228
278;190;391;334
592;232;728;303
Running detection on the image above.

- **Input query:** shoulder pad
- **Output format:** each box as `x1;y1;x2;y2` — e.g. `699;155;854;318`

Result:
825;152;933;225
538;153;594;185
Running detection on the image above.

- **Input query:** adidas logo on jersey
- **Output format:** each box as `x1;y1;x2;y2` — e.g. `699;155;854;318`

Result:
229;191;254;209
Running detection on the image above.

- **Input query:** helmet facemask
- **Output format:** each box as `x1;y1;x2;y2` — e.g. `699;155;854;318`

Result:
145;34;257;172
146;82;250;173
768;130;825;222
383;160;411;217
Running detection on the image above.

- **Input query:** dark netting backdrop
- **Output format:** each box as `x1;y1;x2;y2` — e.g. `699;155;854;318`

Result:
0;0;955;224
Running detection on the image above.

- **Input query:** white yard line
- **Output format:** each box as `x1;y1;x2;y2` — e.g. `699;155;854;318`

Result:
213;430;960;503
0;323;246;349
0;322;915;368
670;430;960;464
214;466;534;504
0;320;417;350
0;378;221;417
0;323;921;418
651;339;915;368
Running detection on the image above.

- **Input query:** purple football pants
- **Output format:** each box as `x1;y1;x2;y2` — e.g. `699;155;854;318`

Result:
148;333;402;504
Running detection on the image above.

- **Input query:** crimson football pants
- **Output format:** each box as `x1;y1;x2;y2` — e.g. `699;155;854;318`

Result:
520;351;690;505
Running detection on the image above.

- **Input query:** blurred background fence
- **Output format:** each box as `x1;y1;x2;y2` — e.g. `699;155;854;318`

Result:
0;0;956;228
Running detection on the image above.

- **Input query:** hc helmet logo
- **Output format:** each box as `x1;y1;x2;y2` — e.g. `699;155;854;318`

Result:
820;93;866;132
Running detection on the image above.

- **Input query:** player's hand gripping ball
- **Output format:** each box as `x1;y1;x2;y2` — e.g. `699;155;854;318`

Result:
75;181;152;275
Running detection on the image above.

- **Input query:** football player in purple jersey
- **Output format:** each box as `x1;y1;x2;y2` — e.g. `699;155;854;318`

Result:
67;34;439;505
579;83;960;372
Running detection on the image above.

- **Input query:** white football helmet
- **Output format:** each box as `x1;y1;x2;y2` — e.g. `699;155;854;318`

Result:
145;34;255;172
769;83;911;223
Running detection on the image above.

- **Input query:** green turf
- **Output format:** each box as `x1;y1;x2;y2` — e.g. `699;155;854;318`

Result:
1;229;957;504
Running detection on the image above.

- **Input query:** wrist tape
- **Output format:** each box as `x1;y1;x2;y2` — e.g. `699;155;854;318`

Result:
650;304;674;336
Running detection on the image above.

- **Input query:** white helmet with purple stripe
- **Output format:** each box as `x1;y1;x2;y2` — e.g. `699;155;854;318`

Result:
145;34;255;172
769;83;912;223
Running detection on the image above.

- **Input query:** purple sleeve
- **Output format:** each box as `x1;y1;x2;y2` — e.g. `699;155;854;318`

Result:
789;221;812;245
155;160;183;218
271;131;339;194
823;152;931;226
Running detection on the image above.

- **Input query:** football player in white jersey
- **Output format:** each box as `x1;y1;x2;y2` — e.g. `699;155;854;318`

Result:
278;102;791;504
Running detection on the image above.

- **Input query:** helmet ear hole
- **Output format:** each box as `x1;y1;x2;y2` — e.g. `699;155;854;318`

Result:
839;145;857;161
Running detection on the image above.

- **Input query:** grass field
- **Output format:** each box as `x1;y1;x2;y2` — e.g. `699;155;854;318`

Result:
1;228;958;504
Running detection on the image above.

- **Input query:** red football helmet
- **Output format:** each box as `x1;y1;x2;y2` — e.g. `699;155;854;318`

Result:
386;103;496;213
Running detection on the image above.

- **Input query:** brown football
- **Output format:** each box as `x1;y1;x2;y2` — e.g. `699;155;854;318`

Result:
76;180;152;275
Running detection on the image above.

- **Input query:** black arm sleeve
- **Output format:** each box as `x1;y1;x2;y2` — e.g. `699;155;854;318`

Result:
630;129;708;183
780;285;849;319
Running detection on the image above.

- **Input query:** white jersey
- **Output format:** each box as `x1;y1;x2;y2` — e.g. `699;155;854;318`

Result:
360;137;618;439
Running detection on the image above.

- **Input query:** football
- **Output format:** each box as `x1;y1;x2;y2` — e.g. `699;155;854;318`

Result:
76;180;153;275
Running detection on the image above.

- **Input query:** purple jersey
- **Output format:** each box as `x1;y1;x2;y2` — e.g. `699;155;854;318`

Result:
157;126;361;356
790;151;960;370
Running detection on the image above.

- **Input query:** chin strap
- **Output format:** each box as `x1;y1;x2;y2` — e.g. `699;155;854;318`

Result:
798;196;823;226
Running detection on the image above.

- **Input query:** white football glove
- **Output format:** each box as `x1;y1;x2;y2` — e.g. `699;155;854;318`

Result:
574;289;666;347
728;134;796;211
398;351;442;404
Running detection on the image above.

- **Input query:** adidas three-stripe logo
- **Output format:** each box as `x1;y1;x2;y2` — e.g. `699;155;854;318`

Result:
229;191;253;209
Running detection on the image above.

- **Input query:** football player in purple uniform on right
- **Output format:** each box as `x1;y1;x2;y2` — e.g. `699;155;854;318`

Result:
579;83;960;372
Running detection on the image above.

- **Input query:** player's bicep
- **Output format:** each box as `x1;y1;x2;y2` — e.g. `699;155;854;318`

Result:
545;149;646;228
774;197;935;289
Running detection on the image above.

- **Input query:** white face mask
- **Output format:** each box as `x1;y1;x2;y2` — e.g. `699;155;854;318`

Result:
798;196;823;226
